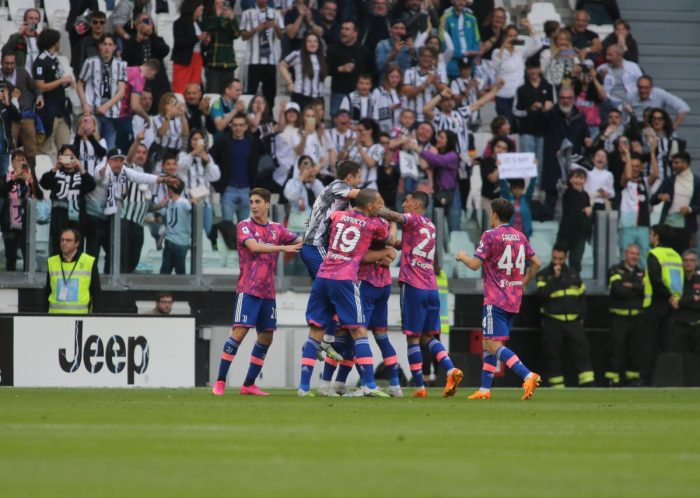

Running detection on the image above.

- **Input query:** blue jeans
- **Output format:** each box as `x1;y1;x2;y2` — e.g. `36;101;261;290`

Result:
519;134;544;177
495;96;515;130
96;115;117;150
160;240;189;275
618;225;650;269
115;117;133;154
202;202;213;236
447;188;462;232
221;186;250;223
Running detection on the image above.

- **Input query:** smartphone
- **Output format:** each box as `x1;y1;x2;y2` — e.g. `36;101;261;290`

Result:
511;39;525;46
307;117;316;128
59;155;72;165
400;34;409;42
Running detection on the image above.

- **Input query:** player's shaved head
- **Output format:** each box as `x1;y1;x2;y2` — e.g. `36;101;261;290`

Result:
408;191;429;210
355;188;379;208
491;198;514;223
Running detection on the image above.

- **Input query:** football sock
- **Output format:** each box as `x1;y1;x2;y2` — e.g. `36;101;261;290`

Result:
427;338;455;374
299;337;320;392
217;337;241;382
335;341;355;383
374;333;400;386
480;351;498;391
408;344;425;388
243;342;269;387
496;346;531;380
354;337;377;390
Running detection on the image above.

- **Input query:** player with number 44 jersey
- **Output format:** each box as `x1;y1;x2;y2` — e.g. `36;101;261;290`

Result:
378;191;463;399
457;198;543;400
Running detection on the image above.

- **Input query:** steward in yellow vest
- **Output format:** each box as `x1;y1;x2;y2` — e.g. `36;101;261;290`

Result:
640;224;683;383
45;229;100;314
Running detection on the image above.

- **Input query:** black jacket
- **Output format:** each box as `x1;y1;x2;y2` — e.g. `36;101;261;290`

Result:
327;42;375;94
210;132;261;194
512;79;556;136
647;249;673;312
172;17;204;66
536;264;586;321
541;106;589;192
0;101;20;150
674;271;700;324
607;262;645;313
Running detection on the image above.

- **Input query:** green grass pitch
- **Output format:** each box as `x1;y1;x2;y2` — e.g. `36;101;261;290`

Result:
1;388;699;498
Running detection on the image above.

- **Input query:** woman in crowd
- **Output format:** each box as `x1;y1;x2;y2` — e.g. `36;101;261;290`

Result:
72;113;107;176
483;116;517;158
542;29;580;86
480;137;512;210
419;129;461;231
491;20;540;129
644;108;684;190
283;155;324;235
39;144;96;255
272;102;302;190
341;118;384;189
177;129;221;243
172;0;208;94
371;64;405;134
280;32;327;110
292;105;334;180
573;62;608;140
479;6;508;60
151;93;190;173
247;95;278;180
0;150;42;271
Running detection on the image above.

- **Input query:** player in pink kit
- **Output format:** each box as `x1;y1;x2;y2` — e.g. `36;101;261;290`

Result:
212;188;302;396
299;189;396;397
456;198;543;400
378;191;463;398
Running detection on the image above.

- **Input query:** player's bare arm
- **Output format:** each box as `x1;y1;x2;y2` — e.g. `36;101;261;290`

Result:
522;255;542;287
456;250;483;271
347;188;361;199
244;238;303;254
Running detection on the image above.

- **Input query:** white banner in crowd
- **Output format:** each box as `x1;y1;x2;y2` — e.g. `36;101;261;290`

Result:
497;153;537;179
13;316;195;387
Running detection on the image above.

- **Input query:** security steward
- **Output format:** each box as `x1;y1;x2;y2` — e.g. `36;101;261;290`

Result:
536;245;595;387
642;224;683;382
606;243;646;386
666;250;700;354
45;228;100;314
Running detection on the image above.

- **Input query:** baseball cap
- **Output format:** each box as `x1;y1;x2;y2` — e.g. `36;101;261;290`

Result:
107;147;126;159
285;102;301;114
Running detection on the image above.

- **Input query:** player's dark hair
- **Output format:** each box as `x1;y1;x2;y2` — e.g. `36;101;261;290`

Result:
38;29;61;52
407;191;429;209
98;33;117;45
490;198;514;223
162;152;178;164
651;223;674;247
336;160;361;181
570;168;587;179
250;187;271;203
355;188;379;208
552;244;568;255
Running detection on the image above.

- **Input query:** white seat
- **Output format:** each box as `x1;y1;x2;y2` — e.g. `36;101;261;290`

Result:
44;0;70;24
527;2;562;36
7;0;34;20
449;230;470;255
49;9;68;32
0;20;15;46
34;155;53;197
473;132;492;158
0;7;10;21
238;94;254;110
589;24;614;40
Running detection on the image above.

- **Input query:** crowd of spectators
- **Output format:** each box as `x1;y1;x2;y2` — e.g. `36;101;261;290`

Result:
0;0;694;279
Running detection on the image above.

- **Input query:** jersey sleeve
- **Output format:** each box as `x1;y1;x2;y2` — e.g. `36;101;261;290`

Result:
279;224;299;245
474;232;492;261
372;219;390;242
331;181;351;200
237;221;255;244
524;239;535;260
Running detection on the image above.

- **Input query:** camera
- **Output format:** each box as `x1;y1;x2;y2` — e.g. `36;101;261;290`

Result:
59;155;73;166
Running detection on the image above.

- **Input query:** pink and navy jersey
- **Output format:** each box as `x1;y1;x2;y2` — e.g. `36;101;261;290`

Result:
236;218;299;299
474;224;535;313
399;213;437;291
358;218;392;288
317;210;389;281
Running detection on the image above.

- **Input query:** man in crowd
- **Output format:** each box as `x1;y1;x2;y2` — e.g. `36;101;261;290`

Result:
314;0;341;46
148;292;174;315
74;11;107;77
203;0;241;93
627;75;691;130
327;20;374;115
376;19;417;74
0;50;43;167
2;8;42;74
567;10;599;58
45;228;101;314
76;34;127;150
359;0;391;52
667;250;700;354
391;0;429;39
184;83;211;136
403;47;446;122
440;0;481;80
211;78;244;138
597;43;643;107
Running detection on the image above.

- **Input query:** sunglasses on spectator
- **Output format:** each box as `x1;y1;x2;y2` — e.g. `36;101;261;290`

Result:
92;19;106;25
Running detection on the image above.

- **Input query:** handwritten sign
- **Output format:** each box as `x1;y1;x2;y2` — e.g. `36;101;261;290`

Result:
497;153;537;179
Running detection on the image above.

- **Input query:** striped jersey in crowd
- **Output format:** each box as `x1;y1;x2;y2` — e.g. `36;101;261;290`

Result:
78;56;127;119
151;115;184;151
403;66;440;122
240;6;284;65
371;87;404;133
432;106;476;157
283;50;323;97
120;165;153;226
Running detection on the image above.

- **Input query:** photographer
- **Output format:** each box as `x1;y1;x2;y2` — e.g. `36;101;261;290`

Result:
39;144;96;254
0;150;42;271
376;19;417;74
1;8;42;73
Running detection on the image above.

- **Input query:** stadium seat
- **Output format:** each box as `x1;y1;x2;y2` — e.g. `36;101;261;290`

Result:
527;2;561;36
0;20;15;46
8;0;33;19
34;155;53;197
473;132;491;157
48;9;68;30
203;94;221;110
0;7;9;21
589;24;614;40
44;0;69;24
449;230;470;255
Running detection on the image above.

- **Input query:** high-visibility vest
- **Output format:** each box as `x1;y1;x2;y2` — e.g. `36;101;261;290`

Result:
47;253;95;314
643;246;683;307
436;270;450;334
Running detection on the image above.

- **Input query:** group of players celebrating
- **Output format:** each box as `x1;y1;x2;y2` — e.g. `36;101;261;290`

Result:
211;160;542;400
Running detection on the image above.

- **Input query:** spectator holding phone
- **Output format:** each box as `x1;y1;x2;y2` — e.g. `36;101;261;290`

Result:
376;20;417;74
2;8;42;74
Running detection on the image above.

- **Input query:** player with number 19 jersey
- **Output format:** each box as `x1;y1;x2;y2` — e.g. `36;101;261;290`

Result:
474;224;535;313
